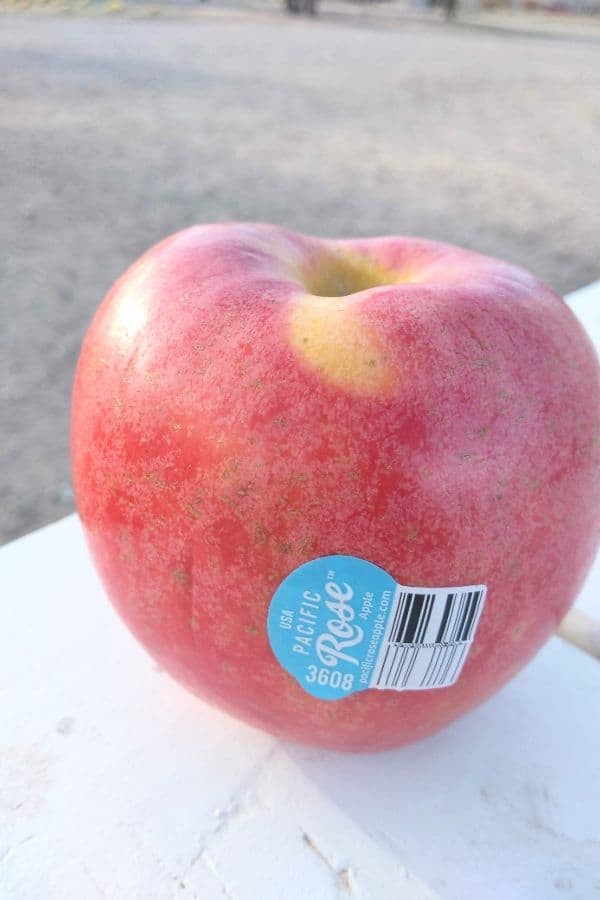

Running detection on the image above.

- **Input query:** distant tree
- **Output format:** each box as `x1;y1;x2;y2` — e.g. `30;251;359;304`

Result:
286;0;317;15
428;0;457;17
444;0;456;17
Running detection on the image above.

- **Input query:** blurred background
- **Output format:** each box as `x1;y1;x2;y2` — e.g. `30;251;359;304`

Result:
1;0;599;543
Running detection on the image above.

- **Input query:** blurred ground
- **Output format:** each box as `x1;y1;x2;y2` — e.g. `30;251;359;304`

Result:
1;12;599;543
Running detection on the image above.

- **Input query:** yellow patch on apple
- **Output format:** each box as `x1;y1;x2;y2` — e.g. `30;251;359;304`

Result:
289;293;395;396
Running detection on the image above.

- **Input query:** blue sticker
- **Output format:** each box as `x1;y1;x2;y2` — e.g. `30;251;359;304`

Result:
267;555;397;701
267;555;487;701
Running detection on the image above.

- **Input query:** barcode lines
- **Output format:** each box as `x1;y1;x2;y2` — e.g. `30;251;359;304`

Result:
391;589;483;646
373;584;486;691
435;594;453;643
417;594;434;644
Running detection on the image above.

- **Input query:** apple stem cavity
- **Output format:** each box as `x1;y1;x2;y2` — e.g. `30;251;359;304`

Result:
302;248;399;298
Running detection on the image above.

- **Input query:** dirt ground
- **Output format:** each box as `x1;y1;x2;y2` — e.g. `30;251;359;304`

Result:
1;12;599;543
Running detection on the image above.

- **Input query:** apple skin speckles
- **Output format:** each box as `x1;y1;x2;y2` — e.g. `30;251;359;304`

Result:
71;223;600;751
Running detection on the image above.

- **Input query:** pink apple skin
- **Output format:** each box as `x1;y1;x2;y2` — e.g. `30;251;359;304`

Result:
71;223;600;752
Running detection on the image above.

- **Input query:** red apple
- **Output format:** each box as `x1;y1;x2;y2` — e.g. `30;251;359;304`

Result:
71;223;600;751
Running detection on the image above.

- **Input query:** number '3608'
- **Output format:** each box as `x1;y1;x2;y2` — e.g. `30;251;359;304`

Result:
305;666;354;691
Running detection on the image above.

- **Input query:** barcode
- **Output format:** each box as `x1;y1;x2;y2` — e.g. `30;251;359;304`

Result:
373;586;486;691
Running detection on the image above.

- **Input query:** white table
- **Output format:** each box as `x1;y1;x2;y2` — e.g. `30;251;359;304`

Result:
2;285;600;900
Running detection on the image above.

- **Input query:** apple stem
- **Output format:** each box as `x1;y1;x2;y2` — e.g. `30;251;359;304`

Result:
556;609;600;661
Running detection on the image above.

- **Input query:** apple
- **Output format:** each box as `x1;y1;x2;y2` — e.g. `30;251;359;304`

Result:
71;223;600;751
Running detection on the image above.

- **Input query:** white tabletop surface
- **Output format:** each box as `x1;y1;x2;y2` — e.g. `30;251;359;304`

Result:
2;284;600;900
